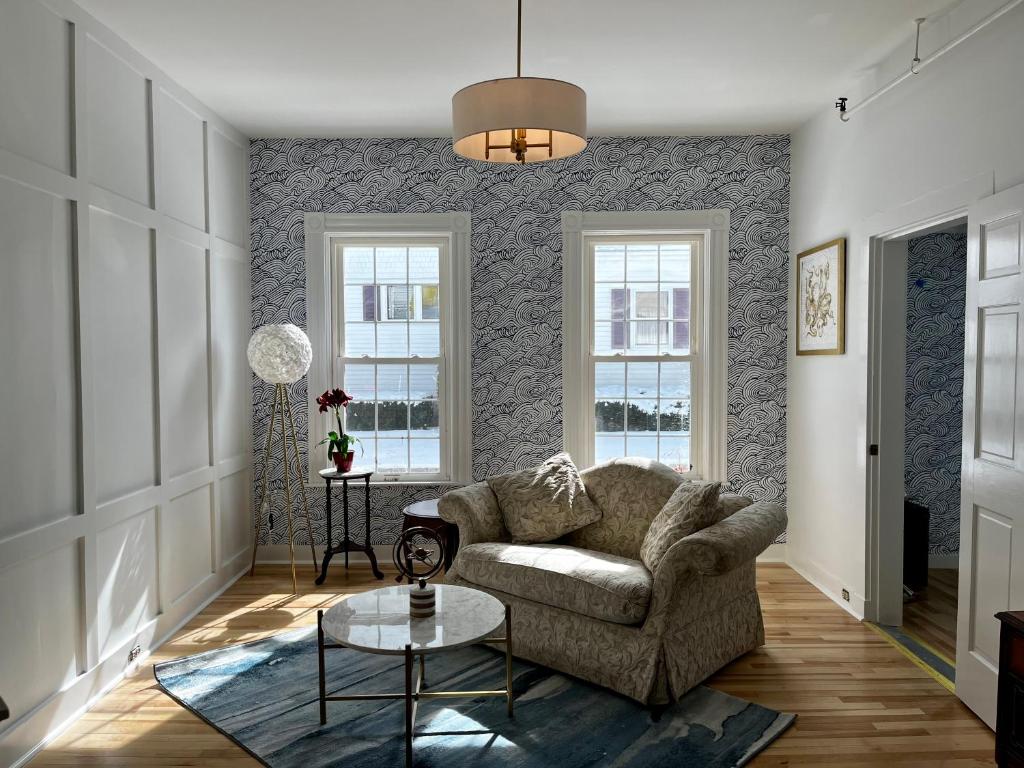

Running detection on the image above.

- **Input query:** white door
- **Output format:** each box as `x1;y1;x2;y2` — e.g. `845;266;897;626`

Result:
957;182;1024;728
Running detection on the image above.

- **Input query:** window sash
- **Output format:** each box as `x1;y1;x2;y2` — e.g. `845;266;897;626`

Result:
584;234;703;474
330;236;451;482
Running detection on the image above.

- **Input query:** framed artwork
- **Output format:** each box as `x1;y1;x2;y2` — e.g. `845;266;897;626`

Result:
796;238;846;355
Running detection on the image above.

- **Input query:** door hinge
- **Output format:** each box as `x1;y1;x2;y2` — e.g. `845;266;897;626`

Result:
869;444;879;456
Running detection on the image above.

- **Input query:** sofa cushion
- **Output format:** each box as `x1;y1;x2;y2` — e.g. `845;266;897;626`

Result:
486;453;602;543
456;542;652;625
640;481;722;572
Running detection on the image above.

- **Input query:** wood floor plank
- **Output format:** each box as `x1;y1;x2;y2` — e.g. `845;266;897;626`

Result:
26;563;994;767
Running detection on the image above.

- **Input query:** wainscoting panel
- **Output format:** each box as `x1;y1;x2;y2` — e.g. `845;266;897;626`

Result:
157;233;211;480
154;87;206;230
0;176;77;541
0;543;81;727
0;3;252;766
89;207;158;503
0;0;72;174
85;35;151;206
95;508;158;660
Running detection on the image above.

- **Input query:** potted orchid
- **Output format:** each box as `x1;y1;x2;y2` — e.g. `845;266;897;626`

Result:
315;388;361;472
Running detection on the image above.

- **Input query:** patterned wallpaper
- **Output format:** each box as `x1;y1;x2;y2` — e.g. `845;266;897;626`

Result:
249;136;789;547
905;231;967;556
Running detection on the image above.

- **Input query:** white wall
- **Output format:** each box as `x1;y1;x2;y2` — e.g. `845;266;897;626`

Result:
0;1;252;764
787;0;1024;616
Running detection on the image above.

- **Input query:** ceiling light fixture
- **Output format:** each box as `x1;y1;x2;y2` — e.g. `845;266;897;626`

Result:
451;0;587;164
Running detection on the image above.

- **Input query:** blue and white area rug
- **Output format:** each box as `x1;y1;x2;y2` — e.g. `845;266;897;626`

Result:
154;627;794;767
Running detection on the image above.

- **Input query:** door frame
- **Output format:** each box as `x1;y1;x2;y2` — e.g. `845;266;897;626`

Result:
863;173;992;626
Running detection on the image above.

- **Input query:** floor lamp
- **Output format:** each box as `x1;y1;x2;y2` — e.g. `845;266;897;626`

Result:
247;323;317;593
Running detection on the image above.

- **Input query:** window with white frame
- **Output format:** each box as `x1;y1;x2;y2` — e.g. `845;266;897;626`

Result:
305;213;472;484
562;211;728;481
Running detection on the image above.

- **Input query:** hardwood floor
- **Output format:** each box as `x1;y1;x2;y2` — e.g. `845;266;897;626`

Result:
903;567;959;662
27;563;994;767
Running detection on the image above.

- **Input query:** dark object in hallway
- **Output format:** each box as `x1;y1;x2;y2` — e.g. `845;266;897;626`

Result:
0;695;8;722
904;498;930;594
996;611;1024;767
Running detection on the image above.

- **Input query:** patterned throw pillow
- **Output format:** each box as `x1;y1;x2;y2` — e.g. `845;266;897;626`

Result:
640;481;722;572
487;453;603;543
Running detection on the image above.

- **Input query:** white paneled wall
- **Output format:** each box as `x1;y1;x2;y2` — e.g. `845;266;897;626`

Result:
0;2;252;765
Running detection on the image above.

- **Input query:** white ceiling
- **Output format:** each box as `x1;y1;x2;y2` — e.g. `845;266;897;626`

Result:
76;0;957;137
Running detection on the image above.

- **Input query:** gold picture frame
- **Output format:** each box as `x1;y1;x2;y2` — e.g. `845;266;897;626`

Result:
796;238;846;356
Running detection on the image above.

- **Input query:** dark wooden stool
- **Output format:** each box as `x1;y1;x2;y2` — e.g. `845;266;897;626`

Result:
401;499;458;572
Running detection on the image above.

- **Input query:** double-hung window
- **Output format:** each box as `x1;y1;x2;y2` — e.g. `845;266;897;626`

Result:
562;211;729;481
305;214;471;484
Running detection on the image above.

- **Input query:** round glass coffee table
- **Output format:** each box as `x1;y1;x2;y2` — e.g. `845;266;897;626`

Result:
317;584;513;768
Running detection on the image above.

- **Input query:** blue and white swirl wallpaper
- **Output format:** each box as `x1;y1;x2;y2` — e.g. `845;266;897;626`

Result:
905;231;967;556
249;136;789;546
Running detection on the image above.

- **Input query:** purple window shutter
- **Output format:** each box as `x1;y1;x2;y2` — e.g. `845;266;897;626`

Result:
362;285;377;321
611;288;625;349
672;288;690;349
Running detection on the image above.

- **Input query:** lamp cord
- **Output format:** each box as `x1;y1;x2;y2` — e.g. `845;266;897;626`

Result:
516;0;522;77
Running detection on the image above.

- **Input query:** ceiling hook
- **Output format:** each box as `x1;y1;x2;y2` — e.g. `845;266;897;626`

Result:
911;17;925;74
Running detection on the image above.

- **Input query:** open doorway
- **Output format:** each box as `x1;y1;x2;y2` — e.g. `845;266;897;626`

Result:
900;223;967;675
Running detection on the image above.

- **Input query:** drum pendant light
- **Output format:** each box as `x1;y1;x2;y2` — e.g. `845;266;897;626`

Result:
451;0;587;164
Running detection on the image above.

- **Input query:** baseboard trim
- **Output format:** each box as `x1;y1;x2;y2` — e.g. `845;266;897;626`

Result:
4;558;250;768
928;553;959;569
786;553;867;620
254;543;393;567
757;543;787;563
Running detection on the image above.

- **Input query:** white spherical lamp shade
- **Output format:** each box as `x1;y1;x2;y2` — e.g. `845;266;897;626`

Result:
247;324;312;384
452;77;586;164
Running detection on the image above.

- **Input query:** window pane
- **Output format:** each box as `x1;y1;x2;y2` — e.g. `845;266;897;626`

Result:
346;402;375;436
594;322;621;355
594;244;625;282
658;399;690;433
377;400;408;431
375;247;406;284
595;362;624;398
409;322;440;357
659;436;690;472
344;322;375;357
625;434;657;459
595;434;624;463
343;247;373;284
351;438;375;472
386;285;412;320
408;247;439;283
377;323;408;357
410;401;439;434
626;399;658;433
626;362;658;397
595;400;624;432
659;362;691;399
344;285;371;322
377;438;409;472
631;286;664;319
419;284;440;320
409;365;439;399
377;364;407;400
344;364;375;400
410;439;440;473
659;244;690;282
594;284;624;321
626;243;658;281
628;321;665;352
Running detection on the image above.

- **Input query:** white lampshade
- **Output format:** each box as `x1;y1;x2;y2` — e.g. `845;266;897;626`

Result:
452;77;586;164
247;324;312;384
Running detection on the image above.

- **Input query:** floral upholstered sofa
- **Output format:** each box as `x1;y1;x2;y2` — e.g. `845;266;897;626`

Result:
439;458;787;706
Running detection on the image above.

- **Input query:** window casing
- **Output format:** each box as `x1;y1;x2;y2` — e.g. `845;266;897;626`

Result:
305;213;471;485
562;211;728;482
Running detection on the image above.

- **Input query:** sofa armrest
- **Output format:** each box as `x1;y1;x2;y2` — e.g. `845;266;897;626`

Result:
645;502;786;630
438;481;509;547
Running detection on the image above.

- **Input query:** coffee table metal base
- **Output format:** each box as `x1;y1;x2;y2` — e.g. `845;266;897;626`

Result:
316;605;514;768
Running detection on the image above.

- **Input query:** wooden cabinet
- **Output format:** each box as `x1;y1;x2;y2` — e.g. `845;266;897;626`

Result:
997;612;1024;767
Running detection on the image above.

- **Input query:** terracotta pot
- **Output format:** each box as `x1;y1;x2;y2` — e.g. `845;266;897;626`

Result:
332;450;355;473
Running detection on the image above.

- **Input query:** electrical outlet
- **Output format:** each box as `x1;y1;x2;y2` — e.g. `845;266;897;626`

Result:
128;645;142;663
841;588;850;602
